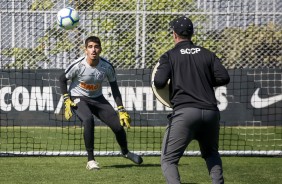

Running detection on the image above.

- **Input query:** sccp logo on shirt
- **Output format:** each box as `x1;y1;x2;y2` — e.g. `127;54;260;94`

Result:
180;48;201;54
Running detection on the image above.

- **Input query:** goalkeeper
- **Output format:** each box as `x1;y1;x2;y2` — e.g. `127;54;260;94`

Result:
59;36;143;170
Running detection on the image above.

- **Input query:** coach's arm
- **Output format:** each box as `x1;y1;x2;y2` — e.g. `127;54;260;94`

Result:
154;53;171;89
212;55;230;87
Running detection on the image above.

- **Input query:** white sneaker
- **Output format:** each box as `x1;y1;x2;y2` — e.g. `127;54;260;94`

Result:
86;160;100;170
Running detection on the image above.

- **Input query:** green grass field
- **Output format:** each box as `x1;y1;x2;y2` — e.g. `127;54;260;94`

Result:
0;156;281;184
0;126;281;183
1;126;281;153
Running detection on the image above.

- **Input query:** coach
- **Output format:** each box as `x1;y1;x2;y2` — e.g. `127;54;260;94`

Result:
154;16;230;184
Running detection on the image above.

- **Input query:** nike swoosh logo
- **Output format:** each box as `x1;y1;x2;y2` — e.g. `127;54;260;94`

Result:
251;88;282;108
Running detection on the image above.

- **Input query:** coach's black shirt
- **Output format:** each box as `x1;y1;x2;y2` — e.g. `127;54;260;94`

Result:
154;40;230;111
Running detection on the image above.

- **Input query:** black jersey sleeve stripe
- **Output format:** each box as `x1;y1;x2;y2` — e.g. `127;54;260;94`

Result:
65;57;84;74
100;57;116;74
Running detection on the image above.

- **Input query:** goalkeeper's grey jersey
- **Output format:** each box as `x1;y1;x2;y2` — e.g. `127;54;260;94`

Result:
65;56;116;98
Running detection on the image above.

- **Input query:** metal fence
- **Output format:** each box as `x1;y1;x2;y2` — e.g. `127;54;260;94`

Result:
0;0;281;69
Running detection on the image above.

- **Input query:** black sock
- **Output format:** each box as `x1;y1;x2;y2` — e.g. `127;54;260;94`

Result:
115;129;129;155
121;149;129;155
87;150;94;161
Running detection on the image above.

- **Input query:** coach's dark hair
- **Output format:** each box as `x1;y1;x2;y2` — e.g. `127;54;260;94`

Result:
85;36;101;48
175;32;193;40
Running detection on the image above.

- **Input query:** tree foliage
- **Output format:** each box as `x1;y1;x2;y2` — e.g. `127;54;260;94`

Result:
30;0;54;10
2;0;281;69
1;47;49;69
216;23;282;69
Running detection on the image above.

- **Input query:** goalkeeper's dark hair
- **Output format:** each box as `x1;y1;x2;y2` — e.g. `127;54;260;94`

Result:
85;36;101;48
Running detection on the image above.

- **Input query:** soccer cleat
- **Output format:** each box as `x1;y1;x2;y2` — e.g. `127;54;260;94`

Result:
86;160;100;170
123;152;143;165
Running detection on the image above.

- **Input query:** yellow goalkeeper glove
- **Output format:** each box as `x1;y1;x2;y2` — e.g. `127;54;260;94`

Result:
118;106;131;128
63;94;77;120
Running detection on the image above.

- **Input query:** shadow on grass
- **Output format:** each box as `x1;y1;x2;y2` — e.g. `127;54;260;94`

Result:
103;164;198;184
103;163;190;168
103;163;161;168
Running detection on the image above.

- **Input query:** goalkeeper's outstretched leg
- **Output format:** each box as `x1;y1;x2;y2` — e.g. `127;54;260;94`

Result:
103;107;143;165
123;151;143;165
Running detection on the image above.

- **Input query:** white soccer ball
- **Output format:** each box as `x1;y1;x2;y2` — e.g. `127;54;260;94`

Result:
57;7;79;30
